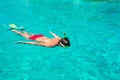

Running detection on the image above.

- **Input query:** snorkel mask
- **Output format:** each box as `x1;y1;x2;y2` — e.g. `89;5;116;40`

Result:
59;33;70;48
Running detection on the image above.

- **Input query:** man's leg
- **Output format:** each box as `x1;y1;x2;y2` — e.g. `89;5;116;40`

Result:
12;30;30;39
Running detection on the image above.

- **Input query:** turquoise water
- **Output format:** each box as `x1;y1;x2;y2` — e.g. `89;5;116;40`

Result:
0;0;120;80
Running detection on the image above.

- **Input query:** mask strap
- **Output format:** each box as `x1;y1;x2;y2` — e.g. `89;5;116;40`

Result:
59;42;66;48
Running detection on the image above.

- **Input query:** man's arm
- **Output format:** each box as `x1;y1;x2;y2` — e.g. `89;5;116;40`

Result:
49;31;60;38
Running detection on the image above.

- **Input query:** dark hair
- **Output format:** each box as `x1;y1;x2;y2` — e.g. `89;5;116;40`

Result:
58;37;70;47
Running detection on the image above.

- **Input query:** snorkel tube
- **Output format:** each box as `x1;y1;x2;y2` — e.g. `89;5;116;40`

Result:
63;33;69;48
64;33;67;38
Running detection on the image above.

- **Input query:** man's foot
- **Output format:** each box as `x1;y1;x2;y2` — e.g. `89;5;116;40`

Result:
9;24;18;29
9;24;24;31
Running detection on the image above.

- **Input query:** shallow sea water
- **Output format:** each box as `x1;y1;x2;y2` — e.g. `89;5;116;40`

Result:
0;0;120;80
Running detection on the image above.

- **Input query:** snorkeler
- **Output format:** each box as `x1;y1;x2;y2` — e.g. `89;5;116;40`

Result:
9;24;70;48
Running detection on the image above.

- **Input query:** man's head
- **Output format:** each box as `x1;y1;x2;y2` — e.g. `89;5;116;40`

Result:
58;37;70;48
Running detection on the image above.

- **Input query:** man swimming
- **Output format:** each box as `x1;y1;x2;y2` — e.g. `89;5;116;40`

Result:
10;24;70;48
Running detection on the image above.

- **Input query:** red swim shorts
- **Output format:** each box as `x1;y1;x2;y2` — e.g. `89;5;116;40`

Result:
29;34;44;40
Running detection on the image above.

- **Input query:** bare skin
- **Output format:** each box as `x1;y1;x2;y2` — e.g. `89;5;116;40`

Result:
12;30;62;47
